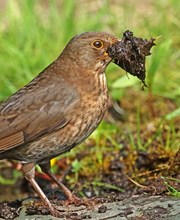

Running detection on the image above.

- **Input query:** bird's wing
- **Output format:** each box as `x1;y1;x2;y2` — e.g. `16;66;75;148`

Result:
0;73;79;153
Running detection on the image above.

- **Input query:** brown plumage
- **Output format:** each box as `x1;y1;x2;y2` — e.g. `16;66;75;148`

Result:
0;32;119;216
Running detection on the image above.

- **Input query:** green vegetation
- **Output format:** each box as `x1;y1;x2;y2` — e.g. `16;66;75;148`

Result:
0;0;179;197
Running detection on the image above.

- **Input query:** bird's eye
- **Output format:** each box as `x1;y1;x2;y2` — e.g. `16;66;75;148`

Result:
92;40;104;49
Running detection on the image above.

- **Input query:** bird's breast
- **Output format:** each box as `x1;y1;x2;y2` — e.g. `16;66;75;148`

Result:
73;72;108;143
54;71;108;150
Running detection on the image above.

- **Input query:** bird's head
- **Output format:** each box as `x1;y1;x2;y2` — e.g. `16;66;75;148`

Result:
60;32;119;72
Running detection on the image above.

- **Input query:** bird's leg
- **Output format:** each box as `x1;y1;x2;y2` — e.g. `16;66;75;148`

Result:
40;162;82;205
22;163;59;216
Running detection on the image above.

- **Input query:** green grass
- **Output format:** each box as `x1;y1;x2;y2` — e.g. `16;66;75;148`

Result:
162;177;180;197
0;0;179;196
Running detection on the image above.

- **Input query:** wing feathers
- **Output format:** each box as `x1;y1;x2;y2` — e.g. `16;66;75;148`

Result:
0;131;24;153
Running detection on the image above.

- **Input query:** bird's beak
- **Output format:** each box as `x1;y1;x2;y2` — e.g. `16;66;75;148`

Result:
103;51;109;56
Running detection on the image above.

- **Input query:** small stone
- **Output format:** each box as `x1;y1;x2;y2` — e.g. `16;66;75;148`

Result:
98;205;107;213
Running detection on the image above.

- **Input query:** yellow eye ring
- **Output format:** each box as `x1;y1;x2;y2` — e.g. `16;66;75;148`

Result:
92;40;104;49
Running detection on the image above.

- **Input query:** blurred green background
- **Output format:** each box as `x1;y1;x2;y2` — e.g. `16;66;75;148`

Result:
0;0;179;102
0;0;179;197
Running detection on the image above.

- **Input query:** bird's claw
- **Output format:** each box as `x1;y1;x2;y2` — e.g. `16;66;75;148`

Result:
61;195;97;209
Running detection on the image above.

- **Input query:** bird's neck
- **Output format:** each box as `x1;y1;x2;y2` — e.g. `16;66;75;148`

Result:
47;55;109;101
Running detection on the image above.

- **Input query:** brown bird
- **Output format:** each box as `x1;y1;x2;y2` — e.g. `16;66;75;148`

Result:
0;32;119;215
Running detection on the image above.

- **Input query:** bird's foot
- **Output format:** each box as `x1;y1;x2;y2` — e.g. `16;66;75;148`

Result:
61;195;98;209
50;207;64;218
65;194;82;205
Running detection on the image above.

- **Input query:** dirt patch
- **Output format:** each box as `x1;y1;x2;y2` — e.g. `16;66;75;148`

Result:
0;200;22;219
108;30;155;88
0;195;179;219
